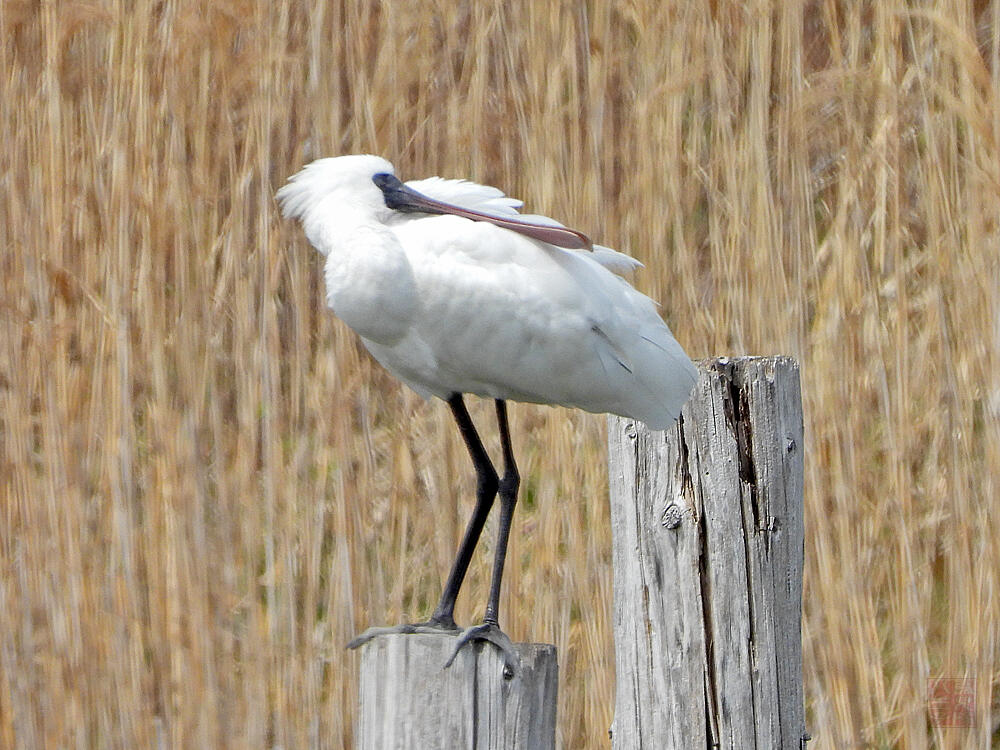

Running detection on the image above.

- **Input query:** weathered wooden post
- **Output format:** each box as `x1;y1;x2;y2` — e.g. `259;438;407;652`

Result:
607;357;806;749
357;633;558;749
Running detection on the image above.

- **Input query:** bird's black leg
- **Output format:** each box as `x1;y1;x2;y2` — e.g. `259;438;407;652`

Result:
486;399;519;625
444;399;521;676
429;393;500;626
346;393;498;648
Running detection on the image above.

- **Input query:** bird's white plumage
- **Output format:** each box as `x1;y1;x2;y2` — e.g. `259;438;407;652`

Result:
277;155;696;429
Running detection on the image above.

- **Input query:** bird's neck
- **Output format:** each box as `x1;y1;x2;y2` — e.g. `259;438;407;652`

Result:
304;203;384;258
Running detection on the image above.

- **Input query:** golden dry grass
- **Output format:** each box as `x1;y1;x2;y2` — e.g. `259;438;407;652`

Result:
2;0;998;747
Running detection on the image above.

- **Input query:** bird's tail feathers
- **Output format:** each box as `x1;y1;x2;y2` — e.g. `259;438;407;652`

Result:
627;322;698;429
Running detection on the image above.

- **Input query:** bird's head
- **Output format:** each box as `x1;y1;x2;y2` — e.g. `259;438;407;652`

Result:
276;154;397;222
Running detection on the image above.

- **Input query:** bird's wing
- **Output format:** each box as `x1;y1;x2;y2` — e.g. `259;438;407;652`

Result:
372;217;695;426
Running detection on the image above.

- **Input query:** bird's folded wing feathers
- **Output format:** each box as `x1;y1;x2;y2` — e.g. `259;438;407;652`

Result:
405;177;643;276
589;245;644;274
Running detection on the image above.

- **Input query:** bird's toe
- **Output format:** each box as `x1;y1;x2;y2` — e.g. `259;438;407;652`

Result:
444;622;521;678
346;619;460;650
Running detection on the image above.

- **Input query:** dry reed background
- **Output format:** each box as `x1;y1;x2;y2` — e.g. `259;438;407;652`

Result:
2;0;998;747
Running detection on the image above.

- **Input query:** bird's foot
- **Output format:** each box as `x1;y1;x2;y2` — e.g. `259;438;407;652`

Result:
346;618;459;650
444;621;521;679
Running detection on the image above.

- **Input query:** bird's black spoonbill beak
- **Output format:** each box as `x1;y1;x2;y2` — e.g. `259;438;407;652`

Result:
373;173;594;251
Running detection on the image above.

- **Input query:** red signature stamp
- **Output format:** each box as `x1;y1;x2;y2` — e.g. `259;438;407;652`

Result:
927;677;975;728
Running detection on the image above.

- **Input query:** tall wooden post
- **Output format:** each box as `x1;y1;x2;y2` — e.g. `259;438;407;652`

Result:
357;633;557;749
607;357;807;749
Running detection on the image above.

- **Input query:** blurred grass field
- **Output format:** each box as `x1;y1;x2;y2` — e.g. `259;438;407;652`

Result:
2;1;998;747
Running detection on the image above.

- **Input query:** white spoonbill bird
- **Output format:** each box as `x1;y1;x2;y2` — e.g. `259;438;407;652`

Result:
277;155;697;673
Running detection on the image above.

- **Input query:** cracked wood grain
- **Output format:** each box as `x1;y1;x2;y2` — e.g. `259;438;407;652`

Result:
608;357;807;750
